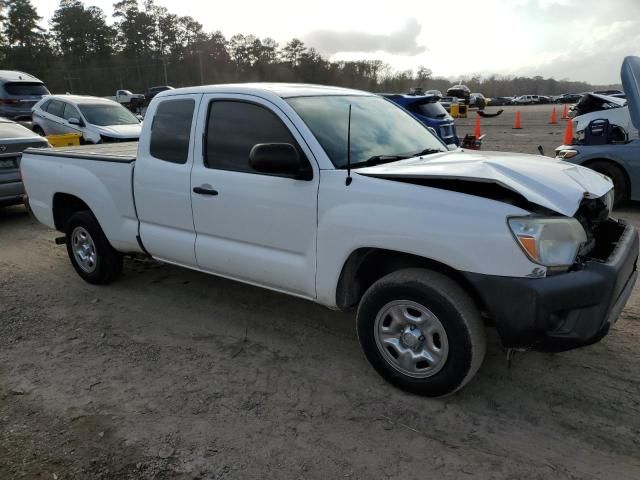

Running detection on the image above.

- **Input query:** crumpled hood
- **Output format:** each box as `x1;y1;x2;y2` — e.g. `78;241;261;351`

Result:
93;123;142;138
356;150;613;216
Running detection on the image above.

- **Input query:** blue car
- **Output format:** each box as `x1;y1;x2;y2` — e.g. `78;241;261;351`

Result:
555;56;640;207
381;94;459;146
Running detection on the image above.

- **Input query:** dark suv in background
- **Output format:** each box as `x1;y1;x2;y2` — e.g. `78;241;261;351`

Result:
446;84;471;105
145;85;174;103
0;71;50;121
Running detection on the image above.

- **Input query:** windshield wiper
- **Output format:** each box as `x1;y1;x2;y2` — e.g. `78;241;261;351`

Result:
347;148;445;169
348;155;408;169
411;148;445;157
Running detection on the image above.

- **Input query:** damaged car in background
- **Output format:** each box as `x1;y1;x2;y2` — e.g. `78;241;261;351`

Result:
557;56;640;206
570;92;637;142
20;83;637;397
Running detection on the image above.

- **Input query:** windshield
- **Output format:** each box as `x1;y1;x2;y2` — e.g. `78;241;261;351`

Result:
286;95;445;169
78;103;139;126
4;82;49;96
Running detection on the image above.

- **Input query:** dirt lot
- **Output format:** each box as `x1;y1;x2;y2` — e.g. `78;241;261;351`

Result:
2;105;640;479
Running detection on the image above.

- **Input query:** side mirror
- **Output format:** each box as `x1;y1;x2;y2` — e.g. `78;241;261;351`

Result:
249;143;302;177
68;117;82;126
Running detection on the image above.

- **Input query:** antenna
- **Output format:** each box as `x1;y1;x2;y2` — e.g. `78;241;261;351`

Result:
345;104;353;186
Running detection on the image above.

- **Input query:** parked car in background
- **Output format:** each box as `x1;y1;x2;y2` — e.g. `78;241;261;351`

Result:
22;83;636;397
425;89;442;97
0;117;49;207
32;95;142;144
145;85;174;103
538;95;552;104
469;93;486;109
0;71;50;121
446;84;471;104
513;95;539;105
556;56;640;206
382;93;459;146
555;93;583;104
487;96;513;106
106;90;146;111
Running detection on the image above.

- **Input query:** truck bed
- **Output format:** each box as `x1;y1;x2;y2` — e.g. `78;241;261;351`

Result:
26;142;138;163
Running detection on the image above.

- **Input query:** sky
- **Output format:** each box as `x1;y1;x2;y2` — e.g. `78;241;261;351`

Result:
32;0;640;84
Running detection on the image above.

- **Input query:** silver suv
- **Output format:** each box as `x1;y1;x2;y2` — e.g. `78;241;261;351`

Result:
0;70;50;121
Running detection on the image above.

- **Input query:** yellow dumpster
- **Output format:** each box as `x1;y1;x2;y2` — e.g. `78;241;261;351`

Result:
450;103;459;118
46;133;82;147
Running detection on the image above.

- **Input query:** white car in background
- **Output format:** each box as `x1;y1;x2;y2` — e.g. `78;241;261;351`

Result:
31;95;142;144
513;95;540;105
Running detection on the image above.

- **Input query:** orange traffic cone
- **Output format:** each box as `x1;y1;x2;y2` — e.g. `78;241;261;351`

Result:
561;103;569;119
473;114;482;138
562;119;573;145
512;111;522;129
549;107;557;124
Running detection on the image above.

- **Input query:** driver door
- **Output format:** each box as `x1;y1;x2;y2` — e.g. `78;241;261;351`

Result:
190;95;319;298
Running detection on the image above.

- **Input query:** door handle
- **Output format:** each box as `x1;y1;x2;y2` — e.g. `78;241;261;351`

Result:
193;186;218;196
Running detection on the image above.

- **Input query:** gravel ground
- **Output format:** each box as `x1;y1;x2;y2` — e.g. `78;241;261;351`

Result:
1;105;640;479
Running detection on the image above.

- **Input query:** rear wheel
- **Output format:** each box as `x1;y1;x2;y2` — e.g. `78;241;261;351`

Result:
356;268;486;397
32;125;45;136
586;161;629;207
65;211;123;284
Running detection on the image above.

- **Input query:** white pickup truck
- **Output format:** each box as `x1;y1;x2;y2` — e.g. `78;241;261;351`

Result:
21;83;638;396
105;90;146;110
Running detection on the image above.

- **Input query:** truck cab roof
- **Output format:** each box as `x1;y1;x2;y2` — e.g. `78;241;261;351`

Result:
155;83;373;101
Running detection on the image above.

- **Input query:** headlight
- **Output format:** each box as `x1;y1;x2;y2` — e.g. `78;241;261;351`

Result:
557;149;578;159
508;217;587;267
603;189;614;215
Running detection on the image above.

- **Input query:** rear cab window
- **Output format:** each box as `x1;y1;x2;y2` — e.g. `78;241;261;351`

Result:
149;98;195;164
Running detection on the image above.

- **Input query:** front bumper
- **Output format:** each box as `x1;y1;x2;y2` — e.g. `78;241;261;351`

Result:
464;220;638;352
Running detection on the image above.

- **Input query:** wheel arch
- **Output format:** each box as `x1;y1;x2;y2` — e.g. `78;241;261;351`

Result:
581;157;631;198
335;247;487;315
52;192;92;232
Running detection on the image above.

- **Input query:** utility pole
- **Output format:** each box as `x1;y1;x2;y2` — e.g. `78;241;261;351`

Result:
163;57;168;85
63;74;80;93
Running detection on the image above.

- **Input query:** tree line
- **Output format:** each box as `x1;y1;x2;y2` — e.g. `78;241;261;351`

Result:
0;0;617;97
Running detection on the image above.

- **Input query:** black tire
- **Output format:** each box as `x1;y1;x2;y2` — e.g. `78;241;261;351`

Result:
65;211;123;284
357;268;486;397
32;125;45;136
586;161;629;207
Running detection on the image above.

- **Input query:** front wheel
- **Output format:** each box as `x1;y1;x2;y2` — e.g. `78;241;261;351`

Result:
65;211;123;284
357;268;486;397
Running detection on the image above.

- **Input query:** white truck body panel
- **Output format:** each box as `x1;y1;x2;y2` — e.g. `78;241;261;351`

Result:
24;154;141;253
